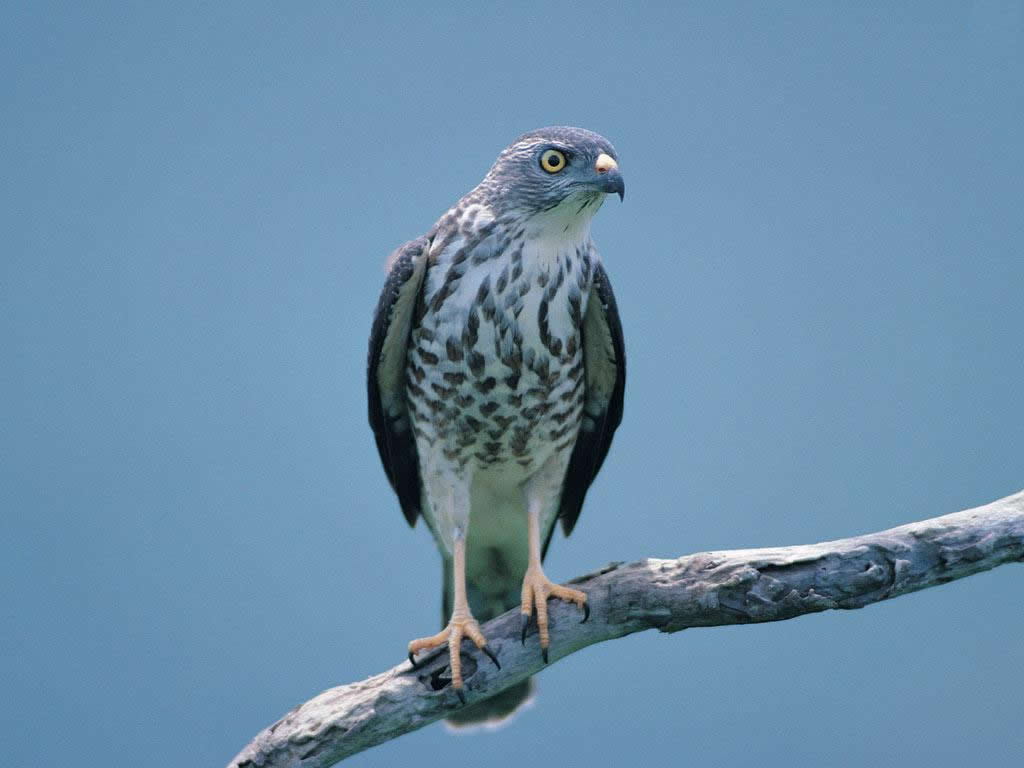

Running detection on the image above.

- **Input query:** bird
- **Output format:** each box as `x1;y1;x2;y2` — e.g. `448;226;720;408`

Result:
367;126;626;725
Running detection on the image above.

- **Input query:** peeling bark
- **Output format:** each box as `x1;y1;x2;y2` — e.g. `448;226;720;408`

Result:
228;489;1024;767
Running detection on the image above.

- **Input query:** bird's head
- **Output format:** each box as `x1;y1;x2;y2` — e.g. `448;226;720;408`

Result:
476;126;624;224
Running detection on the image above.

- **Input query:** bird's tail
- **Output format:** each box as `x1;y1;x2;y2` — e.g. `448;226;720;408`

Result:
440;555;535;729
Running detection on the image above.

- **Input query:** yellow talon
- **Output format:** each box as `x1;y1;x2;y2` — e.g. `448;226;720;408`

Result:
519;564;588;661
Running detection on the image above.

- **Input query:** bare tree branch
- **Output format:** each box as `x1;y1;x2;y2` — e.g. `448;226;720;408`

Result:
228;489;1024;768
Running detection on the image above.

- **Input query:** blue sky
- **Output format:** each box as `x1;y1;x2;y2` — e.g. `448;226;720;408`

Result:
2;2;1022;766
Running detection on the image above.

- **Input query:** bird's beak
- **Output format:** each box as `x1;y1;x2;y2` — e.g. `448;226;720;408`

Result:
595;153;625;201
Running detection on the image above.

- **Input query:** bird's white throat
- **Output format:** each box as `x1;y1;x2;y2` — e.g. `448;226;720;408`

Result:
520;193;602;272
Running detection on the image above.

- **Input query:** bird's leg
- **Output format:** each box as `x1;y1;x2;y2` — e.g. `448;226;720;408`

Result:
407;534;499;702
519;496;589;663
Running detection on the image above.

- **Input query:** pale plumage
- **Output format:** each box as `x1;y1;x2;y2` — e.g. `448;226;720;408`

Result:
368;127;625;724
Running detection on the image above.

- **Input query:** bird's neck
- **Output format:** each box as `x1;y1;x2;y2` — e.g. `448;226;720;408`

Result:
517;195;600;272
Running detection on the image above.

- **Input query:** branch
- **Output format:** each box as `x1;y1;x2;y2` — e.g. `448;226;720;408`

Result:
228;489;1024;768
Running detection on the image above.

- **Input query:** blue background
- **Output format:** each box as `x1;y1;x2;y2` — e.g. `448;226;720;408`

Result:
3;2;1022;766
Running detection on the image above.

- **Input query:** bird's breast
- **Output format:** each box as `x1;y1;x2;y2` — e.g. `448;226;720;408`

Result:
407;232;596;480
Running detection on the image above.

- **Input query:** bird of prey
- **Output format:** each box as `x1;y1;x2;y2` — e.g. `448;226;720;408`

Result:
367;126;625;724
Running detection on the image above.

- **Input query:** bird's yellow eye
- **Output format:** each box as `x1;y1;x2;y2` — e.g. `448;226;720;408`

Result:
539;149;567;173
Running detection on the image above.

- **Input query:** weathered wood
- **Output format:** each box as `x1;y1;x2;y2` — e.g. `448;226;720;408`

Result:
228;489;1024;767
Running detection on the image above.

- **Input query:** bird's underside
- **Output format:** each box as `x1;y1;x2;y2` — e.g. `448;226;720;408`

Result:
368;126;625;722
407;457;591;703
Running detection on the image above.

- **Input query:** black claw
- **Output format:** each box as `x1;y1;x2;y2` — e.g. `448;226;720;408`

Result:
408;651;418;669
456;687;466;705
581;601;590;624
520;613;530;645
481;644;500;670
541;646;549;664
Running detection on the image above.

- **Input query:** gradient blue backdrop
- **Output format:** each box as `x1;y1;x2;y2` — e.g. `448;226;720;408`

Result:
3;2;1022;766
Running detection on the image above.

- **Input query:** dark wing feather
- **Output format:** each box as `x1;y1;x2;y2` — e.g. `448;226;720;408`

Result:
367;236;431;526
548;261;626;552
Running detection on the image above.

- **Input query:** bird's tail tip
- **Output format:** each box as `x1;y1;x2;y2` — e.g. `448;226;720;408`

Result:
444;679;536;731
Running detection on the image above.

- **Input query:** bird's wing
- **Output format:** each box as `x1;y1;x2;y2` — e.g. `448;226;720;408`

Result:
367;235;431;526
553;261;626;544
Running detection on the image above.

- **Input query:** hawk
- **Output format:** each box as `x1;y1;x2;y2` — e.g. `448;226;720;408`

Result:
368;127;625;724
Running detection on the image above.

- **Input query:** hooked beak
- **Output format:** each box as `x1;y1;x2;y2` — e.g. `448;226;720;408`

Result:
594;153;624;201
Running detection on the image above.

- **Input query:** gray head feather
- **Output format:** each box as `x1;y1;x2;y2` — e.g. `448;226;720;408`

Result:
467;127;621;217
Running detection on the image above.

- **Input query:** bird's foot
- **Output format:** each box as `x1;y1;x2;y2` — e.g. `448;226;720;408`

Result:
519;565;589;663
407;613;499;703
